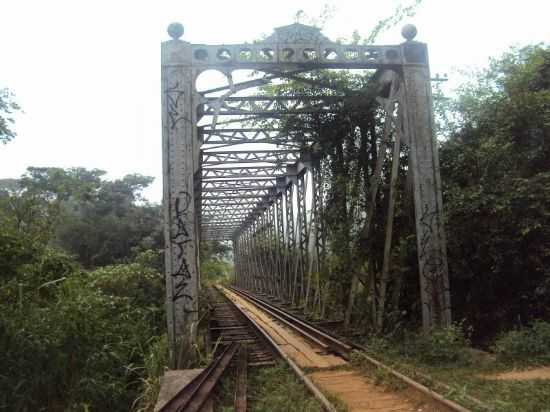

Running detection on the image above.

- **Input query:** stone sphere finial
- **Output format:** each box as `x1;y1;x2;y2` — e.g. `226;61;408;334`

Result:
167;22;184;40
401;24;417;41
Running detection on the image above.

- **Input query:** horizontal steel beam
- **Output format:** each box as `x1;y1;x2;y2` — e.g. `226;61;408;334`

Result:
201;229;236;231
202;198;264;205
202;177;276;183
201;150;299;166
202;187;272;193
203;149;297;155
204;95;342;102
202;108;336;116
201;195;266;200
202;181;276;190
201;210;252;216
202;202;258;207
202;166;286;178
202;128;293;133
202;208;253;213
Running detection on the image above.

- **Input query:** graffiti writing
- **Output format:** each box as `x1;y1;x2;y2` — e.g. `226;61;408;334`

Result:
418;203;443;280
170;191;194;308
166;80;188;130
417;202;450;323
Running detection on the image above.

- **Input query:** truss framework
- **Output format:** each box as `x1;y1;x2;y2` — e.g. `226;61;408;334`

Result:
162;22;452;365
201;166;286;179
201;150;300;166
200;127;312;149
201;95;344;116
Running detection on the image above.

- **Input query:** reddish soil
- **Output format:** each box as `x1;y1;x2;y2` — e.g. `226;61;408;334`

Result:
482;366;550;381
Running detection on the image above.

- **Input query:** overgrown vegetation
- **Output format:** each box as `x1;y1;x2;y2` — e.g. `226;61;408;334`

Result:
1;6;549;410
256;39;550;344
493;321;550;363
248;365;325;412
400;322;473;365
0;169;166;411
355;323;550;411
0;251;167;411
248;36;550;411
441;45;550;344
358;331;550;412
201;241;233;285
213;363;327;412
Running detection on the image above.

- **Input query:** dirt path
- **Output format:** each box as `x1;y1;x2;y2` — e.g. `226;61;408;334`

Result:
220;287;450;412
482;366;550;381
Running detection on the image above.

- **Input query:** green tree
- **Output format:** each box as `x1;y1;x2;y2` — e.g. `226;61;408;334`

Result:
1;167;163;268
0;88;20;144
440;44;550;341
54;173;161;267
0;195;165;412
200;241;232;283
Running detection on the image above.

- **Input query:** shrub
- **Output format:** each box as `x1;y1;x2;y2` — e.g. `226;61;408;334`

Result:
133;334;169;412
493;321;550;362
0;256;166;411
402;322;472;365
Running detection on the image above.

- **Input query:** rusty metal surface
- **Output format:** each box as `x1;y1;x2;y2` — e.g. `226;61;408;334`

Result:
158;342;239;412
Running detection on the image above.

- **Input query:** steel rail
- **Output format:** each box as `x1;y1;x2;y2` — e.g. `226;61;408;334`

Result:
158;342;239;412
229;286;353;358
214;285;338;412
227;286;478;412
208;287;276;367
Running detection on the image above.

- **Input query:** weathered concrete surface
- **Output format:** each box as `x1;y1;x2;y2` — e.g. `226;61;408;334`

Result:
402;39;452;331
154;369;213;412
161;34;200;368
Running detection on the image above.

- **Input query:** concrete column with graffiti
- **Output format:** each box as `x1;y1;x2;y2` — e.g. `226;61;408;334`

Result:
161;23;199;367
400;25;452;331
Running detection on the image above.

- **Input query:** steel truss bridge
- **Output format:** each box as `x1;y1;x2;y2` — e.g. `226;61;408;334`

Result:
161;22;451;365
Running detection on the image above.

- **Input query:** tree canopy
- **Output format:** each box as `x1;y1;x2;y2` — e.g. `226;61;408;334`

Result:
0;88;20;144
0;167;165;411
440;44;550;340
0;167;162;268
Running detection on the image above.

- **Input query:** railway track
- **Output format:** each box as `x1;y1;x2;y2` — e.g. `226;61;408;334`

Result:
226;286;491;412
158;342;239;412
157;288;276;412
227;286;353;359
219;285;475;412
208;287;276;367
160;286;478;411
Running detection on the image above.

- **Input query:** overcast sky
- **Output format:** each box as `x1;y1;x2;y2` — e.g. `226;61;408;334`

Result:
1;0;548;202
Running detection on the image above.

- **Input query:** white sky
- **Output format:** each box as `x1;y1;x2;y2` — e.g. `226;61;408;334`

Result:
1;0;548;203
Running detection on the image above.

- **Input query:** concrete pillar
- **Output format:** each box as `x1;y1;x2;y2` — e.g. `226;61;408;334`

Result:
400;25;452;331
162;23;200;367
